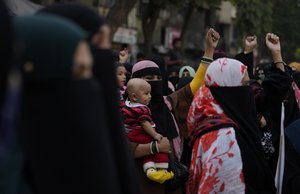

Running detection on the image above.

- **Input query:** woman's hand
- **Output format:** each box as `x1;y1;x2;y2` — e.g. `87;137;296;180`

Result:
204;28;220;58
132;137;171;158
265;33;284;71
205;28;220;50
157;137;171;153
260;116;267;128
266;33;281;53
154;133;163;142
244;36;257;54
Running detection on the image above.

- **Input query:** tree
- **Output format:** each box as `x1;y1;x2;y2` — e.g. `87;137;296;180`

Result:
141;0;162;56
272;0;300;62
106;0;138;37
230;0;273;38
141;0;222;57
180;0;221;50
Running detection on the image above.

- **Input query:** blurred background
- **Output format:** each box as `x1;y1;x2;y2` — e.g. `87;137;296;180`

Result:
7;0;300;65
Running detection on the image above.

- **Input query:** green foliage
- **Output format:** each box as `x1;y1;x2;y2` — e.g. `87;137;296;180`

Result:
294;48;300;61
152;0;221;10
233;0;273;38
272;0;300;62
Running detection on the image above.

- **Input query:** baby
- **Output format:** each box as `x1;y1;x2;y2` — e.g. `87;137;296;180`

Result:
121;78;174;184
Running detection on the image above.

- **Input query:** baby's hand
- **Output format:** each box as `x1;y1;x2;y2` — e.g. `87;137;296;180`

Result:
154;134;163;142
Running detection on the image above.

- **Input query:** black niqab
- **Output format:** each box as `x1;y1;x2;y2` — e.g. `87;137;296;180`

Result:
148;54;170;95
90;45;140;194
21;79;122;194
147;80;178;139
210;86;276;193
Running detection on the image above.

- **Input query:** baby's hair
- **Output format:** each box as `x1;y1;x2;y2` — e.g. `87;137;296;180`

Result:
127;78;146;93
126;78;150;101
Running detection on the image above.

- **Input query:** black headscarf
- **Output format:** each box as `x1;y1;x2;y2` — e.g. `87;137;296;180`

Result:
235;51;254;79
176;77;193;90
210;86;276;193
148;54;170;95
0;0;11;114
38;5;139;193
14;14;128;194
132;60;178;139
38;3;103;40
90;47;140;194
254;63;272;81
168;66;180;87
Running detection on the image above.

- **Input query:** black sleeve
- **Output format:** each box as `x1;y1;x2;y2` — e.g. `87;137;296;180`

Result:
254;64;292;113
235;52;254;79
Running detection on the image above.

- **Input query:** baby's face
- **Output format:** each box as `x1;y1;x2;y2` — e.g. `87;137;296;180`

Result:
135;83;151;105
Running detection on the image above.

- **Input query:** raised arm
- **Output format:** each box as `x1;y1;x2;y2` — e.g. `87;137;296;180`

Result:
235;36;257;79
254;33;292;113
265;33;285;72
190;28;220;94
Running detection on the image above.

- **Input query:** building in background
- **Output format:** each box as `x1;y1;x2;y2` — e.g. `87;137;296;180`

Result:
24;0;238;64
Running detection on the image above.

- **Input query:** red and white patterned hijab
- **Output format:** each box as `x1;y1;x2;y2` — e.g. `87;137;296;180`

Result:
205;58;247;87
188;58;247;134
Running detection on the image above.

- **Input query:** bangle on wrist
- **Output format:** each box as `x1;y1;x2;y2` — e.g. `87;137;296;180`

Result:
201;56;213;64
273;61;286;66
155;141;159;153
150;141;158;154
150;142;154;155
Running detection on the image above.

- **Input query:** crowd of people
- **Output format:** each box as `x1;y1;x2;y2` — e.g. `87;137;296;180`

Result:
1;1;300;194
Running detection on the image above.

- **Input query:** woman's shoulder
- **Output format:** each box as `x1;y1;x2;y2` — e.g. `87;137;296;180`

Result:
167;84;193;109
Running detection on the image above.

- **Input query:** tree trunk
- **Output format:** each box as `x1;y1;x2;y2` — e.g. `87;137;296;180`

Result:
142;0;161;57
180;2;194;50
106;0;138;38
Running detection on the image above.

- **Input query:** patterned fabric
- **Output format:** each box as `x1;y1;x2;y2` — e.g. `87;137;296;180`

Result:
260;130;275;159
121;100;169;171
187;58;247;194
292;82;300;109
205;58;247;87
164;96;183;160
121;101;155;141
187;128;245;194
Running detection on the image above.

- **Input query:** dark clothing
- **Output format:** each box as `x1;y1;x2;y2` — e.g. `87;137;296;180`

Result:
21;79;122;194
176;77;192;91
147;80;178;139
133;84;192;194
251;64;292;174
148;54;171;95
0;0;11;110
91;40;140;194
38;3;103;40
236;52;254;79
14;14;139;194
283;119;300;194
211;86;276;193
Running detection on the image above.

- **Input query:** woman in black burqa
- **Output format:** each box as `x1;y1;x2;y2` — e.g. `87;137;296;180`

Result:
38;4;139;194
14;14;138;194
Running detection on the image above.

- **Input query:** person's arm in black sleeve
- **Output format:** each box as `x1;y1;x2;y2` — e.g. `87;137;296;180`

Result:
254;33;292;113
235;36;257;79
